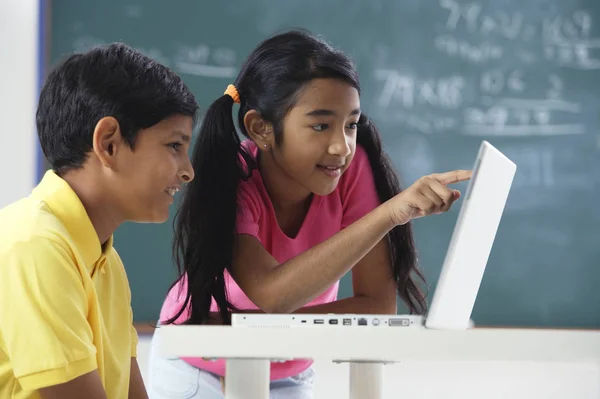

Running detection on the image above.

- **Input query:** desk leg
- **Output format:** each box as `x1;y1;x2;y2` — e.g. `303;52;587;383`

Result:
349;362;383;399
225;359;270;399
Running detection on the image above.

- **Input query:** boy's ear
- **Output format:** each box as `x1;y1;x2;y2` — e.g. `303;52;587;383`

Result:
92;116;124;168
243;109;274;150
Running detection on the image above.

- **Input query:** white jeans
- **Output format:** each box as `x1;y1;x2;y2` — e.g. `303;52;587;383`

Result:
147;327;314;399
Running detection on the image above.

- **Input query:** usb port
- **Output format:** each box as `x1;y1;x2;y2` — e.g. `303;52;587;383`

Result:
343;318;352;326
314;319;324;324
329;319;338;325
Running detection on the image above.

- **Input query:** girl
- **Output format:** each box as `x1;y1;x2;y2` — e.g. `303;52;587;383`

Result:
148;29;470;398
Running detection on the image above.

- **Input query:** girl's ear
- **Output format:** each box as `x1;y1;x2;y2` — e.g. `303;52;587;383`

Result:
244;109;274;149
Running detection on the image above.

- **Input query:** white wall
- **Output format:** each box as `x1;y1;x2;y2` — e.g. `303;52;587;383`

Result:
136;335;600;399
0;0;40;207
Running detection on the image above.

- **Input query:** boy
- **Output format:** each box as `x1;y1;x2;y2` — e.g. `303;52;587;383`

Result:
0;42;197;398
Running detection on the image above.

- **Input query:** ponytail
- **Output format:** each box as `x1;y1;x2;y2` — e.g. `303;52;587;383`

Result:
164;94;255;326
357;114;427;314
162;28;428;322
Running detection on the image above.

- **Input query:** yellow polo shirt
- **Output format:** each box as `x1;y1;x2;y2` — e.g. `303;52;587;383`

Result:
0;170;138;398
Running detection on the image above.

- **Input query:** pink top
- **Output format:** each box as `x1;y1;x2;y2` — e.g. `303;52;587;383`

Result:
159;141;381;380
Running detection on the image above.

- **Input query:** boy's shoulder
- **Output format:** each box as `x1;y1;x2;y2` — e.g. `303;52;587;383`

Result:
0;170;98;270
0;194;70;255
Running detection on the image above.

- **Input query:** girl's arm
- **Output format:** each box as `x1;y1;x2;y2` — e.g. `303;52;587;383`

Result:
293;237;397;314
232;204;393;314
231;170;470;314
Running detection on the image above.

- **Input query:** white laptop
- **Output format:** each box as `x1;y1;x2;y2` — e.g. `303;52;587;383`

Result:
232;140;516;331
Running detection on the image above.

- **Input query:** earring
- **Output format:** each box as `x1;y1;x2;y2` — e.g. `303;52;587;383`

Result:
263;144;268;149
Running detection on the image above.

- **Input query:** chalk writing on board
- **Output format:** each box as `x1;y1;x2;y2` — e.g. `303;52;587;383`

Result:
543;40;600;70
463;107;584;136
375;70;465;110
439;0;536;41
381;111;458;135
542;9;600;70
174;44;237;79
438;1;600;70
478;69;525;96
440;0;594;43
463;93;584;136
464;66;583;136
543;11;593;41
434;35;504;64
374;64;586;137
477;70;570;105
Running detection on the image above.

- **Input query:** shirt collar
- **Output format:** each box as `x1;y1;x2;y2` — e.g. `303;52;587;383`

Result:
31;170;113;273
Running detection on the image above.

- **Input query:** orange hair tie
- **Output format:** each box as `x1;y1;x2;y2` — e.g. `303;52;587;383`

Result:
224;84;240;103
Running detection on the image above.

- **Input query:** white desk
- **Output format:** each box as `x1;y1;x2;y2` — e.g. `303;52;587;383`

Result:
158;325;600;399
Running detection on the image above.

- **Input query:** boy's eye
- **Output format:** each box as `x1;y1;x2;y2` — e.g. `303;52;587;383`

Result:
347;122;358;130
168;143;182;151
311;124;328;132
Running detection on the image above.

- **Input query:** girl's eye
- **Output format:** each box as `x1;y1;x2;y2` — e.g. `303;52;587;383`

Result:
311;124;328;132
347;122;358;130
168;143;182;151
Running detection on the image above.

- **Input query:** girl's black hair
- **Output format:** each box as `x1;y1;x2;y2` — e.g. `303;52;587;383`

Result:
164;29;426;326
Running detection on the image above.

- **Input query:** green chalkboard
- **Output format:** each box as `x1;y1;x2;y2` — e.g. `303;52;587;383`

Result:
48;0;600;328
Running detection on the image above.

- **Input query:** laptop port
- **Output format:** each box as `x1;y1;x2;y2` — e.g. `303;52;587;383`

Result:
329;319;338;325
314;319;324;324
388;318;410;327
343;318;352;325
358;318;367;326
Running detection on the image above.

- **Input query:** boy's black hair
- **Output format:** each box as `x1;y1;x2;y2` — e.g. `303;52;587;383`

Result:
36;42;198;175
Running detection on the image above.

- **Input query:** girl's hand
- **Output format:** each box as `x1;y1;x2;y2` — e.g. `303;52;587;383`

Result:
385;170;472;226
